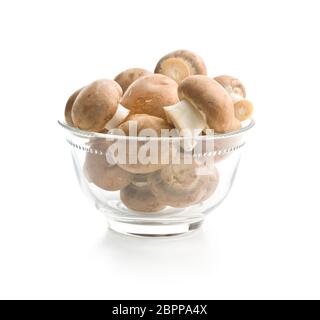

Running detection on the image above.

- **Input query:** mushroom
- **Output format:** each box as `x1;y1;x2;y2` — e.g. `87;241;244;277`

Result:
71;79;130;132
114;68;152;93
120;183;165;212
114;114;175;174
121;74;179;121
148;155;219;208
163;75;241;136
84;139;132;191
214;75;253;121
154;49;207;84
64;87;83;127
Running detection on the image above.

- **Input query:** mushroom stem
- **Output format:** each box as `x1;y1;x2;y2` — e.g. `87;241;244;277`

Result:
104;104;130;130
163;100;207;136
234;99;253;120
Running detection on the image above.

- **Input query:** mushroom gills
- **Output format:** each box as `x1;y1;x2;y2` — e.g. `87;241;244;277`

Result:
104;104;130;130
163;100;207;136
229;92;253;121
160;58;191;83
234;100;253;120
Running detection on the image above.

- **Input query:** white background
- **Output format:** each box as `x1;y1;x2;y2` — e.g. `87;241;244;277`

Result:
0;0;319;299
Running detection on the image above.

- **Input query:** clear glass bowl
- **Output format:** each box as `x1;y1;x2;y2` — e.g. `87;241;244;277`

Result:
58;119;254;237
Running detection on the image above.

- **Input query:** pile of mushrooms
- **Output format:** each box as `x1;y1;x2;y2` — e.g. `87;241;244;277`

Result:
64;49;253;212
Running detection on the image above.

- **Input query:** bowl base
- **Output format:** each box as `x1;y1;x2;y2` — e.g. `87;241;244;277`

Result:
107;218;204;237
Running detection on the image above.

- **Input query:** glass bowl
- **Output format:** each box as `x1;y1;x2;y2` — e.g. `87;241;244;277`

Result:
58;119;254;237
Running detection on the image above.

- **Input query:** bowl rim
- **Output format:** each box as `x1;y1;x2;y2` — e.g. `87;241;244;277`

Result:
58;118;255;141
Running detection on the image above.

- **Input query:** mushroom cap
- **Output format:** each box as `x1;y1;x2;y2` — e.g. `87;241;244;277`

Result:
71;79;123;132
214;75;246;97
118;163;161;175
178;75;241;133
120;184;166;212
155;49;207;84
148;155;217;208
159;162;200;191
64;88;83;126
121;74;179;121
149;170;206;208
117;114;173;136
114;68;152;93
115;114;175;174
84;139;132;191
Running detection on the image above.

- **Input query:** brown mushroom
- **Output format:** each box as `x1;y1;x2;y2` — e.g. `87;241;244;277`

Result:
214;75;253;121
155;49;207;84
114;68;152;93
117;114;173;136
163;75;241;135
64;88;83;127
113;114;175;174
148;155;219;208
120;183;165;212
71;79;129;132
84;139;132;191
121;74;179;121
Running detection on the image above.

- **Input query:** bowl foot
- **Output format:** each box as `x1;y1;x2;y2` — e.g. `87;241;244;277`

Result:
107;218;203;238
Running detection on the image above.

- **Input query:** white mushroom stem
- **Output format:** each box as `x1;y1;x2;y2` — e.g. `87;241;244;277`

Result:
163;100;207;137
104;104;130;130
164;100;208;151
